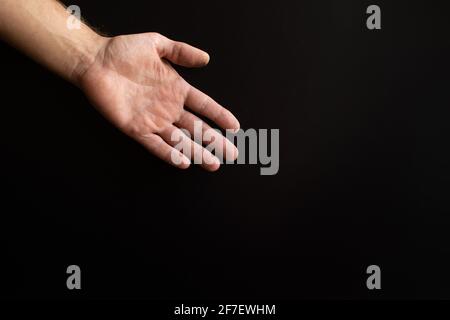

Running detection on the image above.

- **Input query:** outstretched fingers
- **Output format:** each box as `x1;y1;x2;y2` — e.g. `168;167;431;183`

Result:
159;125;221;172
175;111;239;162
136;133;191;169
185;86;240;132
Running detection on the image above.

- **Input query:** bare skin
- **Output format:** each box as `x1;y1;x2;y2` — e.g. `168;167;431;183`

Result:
0;0;239;171
81;33;240;171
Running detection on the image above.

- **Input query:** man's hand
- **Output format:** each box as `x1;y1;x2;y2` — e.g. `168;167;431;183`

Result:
80;33;239;171
0;0;239;171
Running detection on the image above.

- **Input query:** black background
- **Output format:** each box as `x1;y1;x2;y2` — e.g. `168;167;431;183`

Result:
1;0;450;300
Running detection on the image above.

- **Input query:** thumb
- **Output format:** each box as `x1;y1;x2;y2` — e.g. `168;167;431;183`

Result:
158;36;210;67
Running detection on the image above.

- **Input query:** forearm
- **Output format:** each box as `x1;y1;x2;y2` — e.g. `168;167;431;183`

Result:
0;0;107;85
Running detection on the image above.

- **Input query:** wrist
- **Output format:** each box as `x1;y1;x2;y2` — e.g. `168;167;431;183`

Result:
70;32;109;87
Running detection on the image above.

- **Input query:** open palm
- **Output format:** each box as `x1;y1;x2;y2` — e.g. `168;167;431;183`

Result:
80;33;239;171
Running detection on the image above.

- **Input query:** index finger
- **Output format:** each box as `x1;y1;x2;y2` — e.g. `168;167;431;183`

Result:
185;86;240;131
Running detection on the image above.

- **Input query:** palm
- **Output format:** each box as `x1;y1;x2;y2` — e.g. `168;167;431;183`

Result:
80;33;239;171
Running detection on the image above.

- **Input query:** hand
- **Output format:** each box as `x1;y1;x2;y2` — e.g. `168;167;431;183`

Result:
79;33;240;171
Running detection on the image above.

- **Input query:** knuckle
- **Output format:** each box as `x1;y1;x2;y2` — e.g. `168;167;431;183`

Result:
149;32;165;47
149;32;162;39
199;95;211;112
